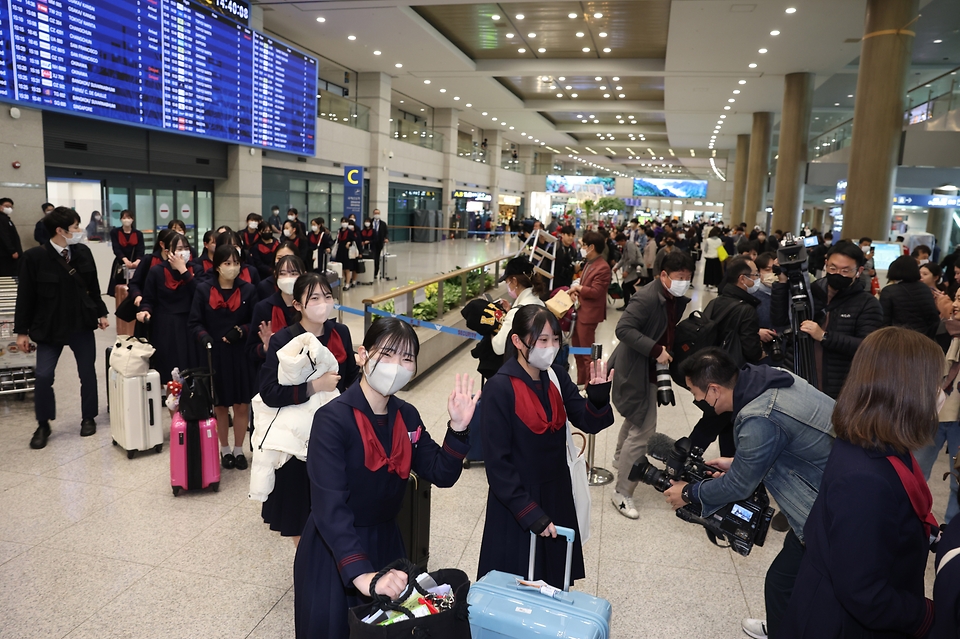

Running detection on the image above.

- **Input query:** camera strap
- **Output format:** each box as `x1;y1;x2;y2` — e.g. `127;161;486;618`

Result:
704;530;731;549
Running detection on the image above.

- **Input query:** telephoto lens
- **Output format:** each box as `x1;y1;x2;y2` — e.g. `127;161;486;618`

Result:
769;334;784;361
656;362;675;406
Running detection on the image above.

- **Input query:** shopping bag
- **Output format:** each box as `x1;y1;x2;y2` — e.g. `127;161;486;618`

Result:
349;244;361;260
545;289;574;319
109;336;155;377
717;245;729;262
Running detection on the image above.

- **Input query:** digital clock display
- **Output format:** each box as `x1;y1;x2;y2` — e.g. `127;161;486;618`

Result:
0;0;317;156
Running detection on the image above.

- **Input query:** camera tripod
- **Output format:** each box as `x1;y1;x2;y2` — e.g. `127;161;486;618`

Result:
783;275;818;388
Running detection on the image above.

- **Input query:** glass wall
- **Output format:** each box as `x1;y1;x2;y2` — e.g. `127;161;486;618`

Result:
263;167;369;230
387;183;442;243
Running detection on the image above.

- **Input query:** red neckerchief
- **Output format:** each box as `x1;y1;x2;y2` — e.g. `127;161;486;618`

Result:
338;229;350;243
164;267;183;290
887;452;940;540
257;242;276;255
308;232;322;246
242;230;258;246
352;407;411;479
270;304;288;332
201;257;213;272
324;327;347;363
117;231;138;248
239;267;251;284
209;287;241;312
510;376;566;434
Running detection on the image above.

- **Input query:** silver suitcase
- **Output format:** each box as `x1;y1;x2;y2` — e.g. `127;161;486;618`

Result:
381;253;397;280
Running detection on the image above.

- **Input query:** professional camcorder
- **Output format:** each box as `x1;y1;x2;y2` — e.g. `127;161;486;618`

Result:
776;233;819;386
631;435;775;556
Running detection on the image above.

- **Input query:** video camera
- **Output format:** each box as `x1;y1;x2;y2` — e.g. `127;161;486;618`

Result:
630;436;775;556
775;233;819;386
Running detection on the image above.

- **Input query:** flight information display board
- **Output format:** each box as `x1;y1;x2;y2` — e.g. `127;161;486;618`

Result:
0;0;317;156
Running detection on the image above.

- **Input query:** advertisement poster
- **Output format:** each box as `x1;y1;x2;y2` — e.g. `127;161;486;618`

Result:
545;175;616;196
632;178;708;199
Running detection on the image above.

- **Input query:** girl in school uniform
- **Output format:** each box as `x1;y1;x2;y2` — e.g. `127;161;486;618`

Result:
293;319;479;638
257;271;361;545
251;223;281;280
188;244;258;471
214;230;261;289
191;230;217;276
334;216;358;290
308;218;334;272
256;242;297;300
282;219;312;268
240;213;262;250
137;233;198;384
359;218;375;259
478;305;614;588
106;210;145;297
247;255;306;374
128;228;173;309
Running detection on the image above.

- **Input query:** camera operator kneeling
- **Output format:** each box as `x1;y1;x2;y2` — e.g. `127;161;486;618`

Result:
663;348;835;639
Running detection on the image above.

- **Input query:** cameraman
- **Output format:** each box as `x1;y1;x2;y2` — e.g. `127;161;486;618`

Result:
770;240;882;399
609;251;694;520
664;348;835;639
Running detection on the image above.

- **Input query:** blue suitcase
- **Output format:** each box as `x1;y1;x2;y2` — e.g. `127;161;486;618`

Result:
468;526;611;639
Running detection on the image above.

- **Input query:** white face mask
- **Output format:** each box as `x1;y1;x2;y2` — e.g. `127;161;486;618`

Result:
248;221;259;231
861;245;870;254
122;218;133;228
364;222;371;228
919;258;930;266
302;301;331;324
824;240;832;247
287;214;296;222
668;279;691;297
365;359;414;396
64;229;85;245
283;228;293;238
341;223;348;229
219;263;241;281
1;207;12;215
271;210;280;217
745;277;761;295
311;225;319;233
175;250;191;262
525;344;559;371
277;276;298;295
580;247;589;258
374;214;381;220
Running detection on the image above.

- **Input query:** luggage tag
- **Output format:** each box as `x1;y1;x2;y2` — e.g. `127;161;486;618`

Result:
516;578;563;600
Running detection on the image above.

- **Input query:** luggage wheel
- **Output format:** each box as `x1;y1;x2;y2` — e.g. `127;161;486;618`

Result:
153;444;163;454
462;459;471;469
172;486;182;497
127;450;136;460
112;439;117;446
210;482;220;492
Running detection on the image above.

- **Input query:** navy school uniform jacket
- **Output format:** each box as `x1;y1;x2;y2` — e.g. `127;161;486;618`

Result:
251;241;280;279
293;382;471;638
258;319;359;402
127;252;164;300
246;291;299;366
477;358;614;587
110;228;145;262
196;261;261;289
141;261;199;381
256;276;278;302
932;518;960;639
239;228;260;250
140;261;197;316
188;280;257;343
189;253;214;277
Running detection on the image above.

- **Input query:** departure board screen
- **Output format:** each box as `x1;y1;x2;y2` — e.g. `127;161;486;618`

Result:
0;0;317;156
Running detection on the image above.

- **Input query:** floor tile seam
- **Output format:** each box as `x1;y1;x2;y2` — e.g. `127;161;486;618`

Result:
8;444;109;475
243;590;291;639
54;564;162;639
34;541;168;570
155;560;293;594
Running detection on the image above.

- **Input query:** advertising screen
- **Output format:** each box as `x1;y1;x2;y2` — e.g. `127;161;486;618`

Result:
0;0;317;155
872;242;903;272
545;175;616;196
633;178;708;199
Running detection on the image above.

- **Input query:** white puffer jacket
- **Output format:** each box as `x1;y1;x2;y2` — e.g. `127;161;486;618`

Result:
248;332;340;502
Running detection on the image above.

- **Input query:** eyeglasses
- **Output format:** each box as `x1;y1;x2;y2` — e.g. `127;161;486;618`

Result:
825;265;857;277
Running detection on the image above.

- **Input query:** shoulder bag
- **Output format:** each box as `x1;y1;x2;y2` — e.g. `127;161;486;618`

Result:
547;368;592;543
109;336;156;377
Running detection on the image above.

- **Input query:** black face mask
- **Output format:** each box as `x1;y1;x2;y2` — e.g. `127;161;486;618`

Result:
826;273;853;291
693;388;718;417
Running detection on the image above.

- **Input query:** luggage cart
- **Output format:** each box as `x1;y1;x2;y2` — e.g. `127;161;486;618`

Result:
0;277;36;400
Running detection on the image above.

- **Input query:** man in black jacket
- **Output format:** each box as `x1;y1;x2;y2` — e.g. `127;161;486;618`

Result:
0;197;23;277
371;208;389;279
33;202;55;246
15;207;110;449
552;225;578;290
771;240;883;399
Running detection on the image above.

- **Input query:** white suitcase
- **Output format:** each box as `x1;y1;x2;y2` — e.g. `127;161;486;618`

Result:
109;368;164;459
358;259;375;284
328;261;343;284
381;253;397;280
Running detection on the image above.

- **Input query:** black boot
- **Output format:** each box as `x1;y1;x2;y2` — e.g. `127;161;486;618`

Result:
30;421;51;449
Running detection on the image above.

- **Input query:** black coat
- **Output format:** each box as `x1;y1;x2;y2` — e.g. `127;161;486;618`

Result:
879;280;940;339
782;439;934;638
0;212;23;277
932;517;960;639
15;243;108;344
771;278;883;399
706;284;763;364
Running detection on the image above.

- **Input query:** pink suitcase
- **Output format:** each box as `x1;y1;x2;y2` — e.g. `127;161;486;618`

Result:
170;412;220;496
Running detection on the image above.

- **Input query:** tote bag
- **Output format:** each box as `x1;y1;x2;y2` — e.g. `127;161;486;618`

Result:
109;336;155;377
547;368;592;543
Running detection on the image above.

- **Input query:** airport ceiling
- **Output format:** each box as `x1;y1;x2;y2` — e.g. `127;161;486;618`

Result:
257;0;958;181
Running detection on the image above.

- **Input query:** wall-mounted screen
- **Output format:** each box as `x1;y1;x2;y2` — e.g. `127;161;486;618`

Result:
0;0;317;156
545;175;616;196
633;178;708;199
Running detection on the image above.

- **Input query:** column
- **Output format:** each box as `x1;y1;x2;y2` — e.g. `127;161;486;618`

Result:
843;0;920;242
358;72;392;220
434;108;459;227
744;113;772;230
0;106;46;246
731;134;751;227
486;129;503;223
772;73;814;236
214;146;262;229
813;207;826;232
518;145;537;175
927;185;959;253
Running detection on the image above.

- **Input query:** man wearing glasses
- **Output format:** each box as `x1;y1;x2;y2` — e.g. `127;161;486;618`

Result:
771;240;883;399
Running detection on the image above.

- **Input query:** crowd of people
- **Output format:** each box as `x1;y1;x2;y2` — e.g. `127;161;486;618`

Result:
5;199;959;638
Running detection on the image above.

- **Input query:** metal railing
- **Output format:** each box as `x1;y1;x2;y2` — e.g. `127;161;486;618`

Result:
904;66;960;127
361;256;507;333
501;159;525;172
317;89;370;131
392;119;445;152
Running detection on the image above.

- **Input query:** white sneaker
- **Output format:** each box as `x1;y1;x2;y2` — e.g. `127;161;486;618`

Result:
741;618;768;639
611;491;639;519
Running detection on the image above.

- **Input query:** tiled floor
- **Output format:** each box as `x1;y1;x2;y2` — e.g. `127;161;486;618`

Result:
0;238;951;638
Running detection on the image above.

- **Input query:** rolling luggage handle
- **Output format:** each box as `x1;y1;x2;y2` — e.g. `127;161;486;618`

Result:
527;525;575;593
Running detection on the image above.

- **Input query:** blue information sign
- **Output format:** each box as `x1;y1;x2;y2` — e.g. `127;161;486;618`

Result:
893;194;960;208
344;166;363;218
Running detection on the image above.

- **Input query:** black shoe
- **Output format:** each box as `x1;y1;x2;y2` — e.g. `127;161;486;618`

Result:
80;419;97;437
771;511;790;532
30;422;51;449
234;453;248;470
221;453;235;469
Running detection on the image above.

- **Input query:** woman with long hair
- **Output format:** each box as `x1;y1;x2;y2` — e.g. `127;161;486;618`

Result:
106;209;144;297
334;216;358;290
782;327;942;638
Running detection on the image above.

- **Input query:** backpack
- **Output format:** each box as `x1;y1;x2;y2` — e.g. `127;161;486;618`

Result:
670;299;743;387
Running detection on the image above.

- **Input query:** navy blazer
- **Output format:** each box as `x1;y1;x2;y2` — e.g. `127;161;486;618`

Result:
783;438;934;638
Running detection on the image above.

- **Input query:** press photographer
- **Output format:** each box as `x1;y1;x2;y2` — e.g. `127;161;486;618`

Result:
662;348;835;639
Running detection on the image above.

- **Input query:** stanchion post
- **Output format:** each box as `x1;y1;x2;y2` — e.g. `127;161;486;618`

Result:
363;303;372;334
586;342;613;486
437;279;444;315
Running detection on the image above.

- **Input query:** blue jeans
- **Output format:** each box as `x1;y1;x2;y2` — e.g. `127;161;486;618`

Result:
915;420;960;524
35;331;99;423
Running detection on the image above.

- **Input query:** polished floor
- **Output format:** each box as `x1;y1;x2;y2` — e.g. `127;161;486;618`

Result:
0;238;951;639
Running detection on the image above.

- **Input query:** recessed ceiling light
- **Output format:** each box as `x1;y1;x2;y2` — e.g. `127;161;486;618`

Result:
506;32;515;38
568;12;578;18
528;32;536;38
515;14;524;20
594;12;603;18
556;93;563;97
603;93;610;98
509;126;515;130
577;114;583;118
758;48;768;53
599;85;607;90
603;48;611;53
481;111;488;115
618;93;625;98
571;93;578;98
834;102;840;106
395;63;403;68
373;50;381;55
613;77;620;82
539;48;546;53
465;103;472;107
347;35;356;40
576;32;585;38
582;47;591;52
518;48;526;53
770;30;780;36
847;94;853;98
400;100;404;103
316;17;325;22
420;108;424;112
615;86;623;91
453;96;460;100
423;80;431;84
720;115;726;118
491;14;500;20
748;63;758;68
717;120;723;124
439;89;446;93
491;117;497;121
619;119;624;123
559;76;566;81
565;85;572;90
593;119;599;123
599;32;608;37
785;7;797;13
934;39;943;43
738;80;746;85
724;105;731;110
733;90;740;94
728;98;735;102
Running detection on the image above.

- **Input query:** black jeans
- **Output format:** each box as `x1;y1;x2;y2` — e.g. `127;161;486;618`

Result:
35;331;99;423
689;412;737;457
766;529;805;638
621;278;638;306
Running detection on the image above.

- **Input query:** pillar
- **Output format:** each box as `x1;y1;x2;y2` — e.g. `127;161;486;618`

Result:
813;207;826;232
0;106;46;246
744;113;772;230
731;134;751;227
358;72;392;220
772;73;814;236
485;129;503;223
843;0;920;242
518;145;536;174
927;185;959;253
434;108;459;227
214;146;262;229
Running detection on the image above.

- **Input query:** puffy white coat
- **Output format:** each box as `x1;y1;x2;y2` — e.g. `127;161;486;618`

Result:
248;332;340;502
